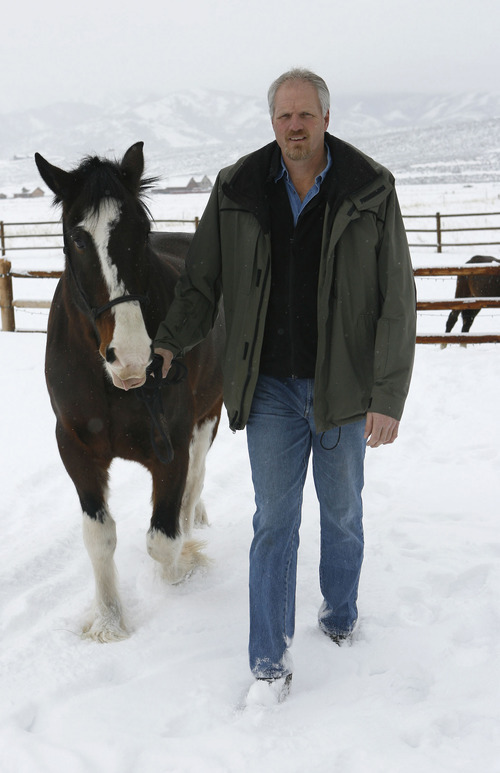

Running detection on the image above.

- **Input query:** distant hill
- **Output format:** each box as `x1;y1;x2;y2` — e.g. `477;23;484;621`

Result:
1;90;500;190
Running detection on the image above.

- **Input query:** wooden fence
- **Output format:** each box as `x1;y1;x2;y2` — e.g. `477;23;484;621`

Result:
1;215;500;343
414;265;500;344
0;218;199;333
0;218;199;257
404;210;500;253
2;211;498;258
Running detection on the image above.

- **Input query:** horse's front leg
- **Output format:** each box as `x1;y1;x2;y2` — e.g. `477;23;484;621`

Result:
146;449;210;584
81;507;128;642
56;422;128;642
180;416;219;529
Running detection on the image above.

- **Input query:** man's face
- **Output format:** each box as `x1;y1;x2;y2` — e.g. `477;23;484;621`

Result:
272;80;329;164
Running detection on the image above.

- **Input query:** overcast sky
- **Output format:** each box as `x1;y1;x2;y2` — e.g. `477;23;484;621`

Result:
1;0;498;113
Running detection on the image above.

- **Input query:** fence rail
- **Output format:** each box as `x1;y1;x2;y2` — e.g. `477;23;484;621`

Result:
416;334;500;344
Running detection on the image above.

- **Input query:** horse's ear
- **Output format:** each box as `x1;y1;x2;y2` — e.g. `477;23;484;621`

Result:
120;142;145;192
34;153;72;198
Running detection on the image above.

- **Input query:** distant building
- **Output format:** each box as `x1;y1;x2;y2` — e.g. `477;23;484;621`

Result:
157;176;212;195
0;193;6;199
13;187;45;199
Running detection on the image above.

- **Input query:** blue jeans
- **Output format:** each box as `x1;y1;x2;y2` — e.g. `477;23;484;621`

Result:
246;375;366;679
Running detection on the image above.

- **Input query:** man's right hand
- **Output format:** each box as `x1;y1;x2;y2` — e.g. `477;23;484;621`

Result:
154;348;174;379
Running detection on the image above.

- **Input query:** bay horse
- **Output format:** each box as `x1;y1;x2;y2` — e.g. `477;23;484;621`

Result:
444;255;500;335
35;142;224;642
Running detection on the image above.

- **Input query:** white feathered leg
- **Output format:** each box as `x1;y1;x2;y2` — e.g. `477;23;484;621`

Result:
181;418;217;531
146;528;210;584
81;510;128;641
147;418;217;582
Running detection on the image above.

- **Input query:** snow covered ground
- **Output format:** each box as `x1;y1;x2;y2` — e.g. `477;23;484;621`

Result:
0;185;499;772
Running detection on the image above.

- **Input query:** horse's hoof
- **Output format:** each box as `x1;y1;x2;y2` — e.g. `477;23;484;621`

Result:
162;539;212;584
147;529;212;584
81;621;129;642
81;606;129;642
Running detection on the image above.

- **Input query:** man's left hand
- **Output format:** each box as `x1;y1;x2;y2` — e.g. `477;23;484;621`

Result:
364;412;400;448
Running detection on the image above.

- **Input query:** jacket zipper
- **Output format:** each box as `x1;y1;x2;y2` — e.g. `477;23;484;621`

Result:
288;234;296;377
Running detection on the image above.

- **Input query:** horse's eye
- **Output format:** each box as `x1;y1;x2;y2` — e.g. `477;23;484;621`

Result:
72;235;85;251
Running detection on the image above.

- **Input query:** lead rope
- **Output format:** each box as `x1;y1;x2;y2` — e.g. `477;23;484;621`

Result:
135;354;187;464
320;427;342;451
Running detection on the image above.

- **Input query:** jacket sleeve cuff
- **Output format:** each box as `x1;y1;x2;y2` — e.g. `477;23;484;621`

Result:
368;392;405;421
153;335;183;359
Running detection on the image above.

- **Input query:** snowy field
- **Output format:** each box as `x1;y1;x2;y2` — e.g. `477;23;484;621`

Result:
0;183;499;772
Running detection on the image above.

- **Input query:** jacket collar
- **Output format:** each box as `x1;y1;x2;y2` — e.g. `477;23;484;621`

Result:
220;141;279;233
221;132;391;230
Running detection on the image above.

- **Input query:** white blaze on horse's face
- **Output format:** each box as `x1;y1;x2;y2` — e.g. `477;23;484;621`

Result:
80;198;152;390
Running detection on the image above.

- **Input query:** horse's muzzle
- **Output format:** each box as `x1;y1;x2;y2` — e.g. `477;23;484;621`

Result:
111;372;147;391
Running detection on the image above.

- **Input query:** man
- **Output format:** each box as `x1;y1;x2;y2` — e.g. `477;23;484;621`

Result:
154;69;416;706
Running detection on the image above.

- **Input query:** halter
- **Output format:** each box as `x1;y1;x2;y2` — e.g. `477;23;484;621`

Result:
92;293;149;320
62;244;149;324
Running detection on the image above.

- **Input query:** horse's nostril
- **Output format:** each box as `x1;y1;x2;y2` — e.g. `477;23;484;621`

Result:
106;346;116;363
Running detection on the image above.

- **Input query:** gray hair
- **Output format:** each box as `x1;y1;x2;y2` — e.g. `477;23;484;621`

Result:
267;68;330;119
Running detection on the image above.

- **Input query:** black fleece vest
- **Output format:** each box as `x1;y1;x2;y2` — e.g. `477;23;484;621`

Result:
259;178;326;378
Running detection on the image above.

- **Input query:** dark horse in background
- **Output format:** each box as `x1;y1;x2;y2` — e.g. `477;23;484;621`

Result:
35;142;224;642
444;255;500;338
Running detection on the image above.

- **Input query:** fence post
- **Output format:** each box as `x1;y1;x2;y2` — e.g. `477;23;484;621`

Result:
194;217;199;230
0;259;15;332
0;221;5;257
436;212;442;253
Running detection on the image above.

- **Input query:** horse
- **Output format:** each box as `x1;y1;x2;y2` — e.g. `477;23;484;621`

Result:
444;255;500;338
35;142;225;642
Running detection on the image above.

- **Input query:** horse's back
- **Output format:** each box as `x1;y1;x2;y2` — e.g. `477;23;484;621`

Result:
467;255;500;264
149;231;192;271
149;229;224;403
464;255;500;297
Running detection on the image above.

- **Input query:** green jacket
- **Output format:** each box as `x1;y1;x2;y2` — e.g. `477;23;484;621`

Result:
155;133;416;432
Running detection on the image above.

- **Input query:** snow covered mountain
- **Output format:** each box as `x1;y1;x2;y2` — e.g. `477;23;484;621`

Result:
332;92;500;134
0;90;271;164
1;90;500;189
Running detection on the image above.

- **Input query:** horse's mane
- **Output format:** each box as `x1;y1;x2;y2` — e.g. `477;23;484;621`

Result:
59;155;158;220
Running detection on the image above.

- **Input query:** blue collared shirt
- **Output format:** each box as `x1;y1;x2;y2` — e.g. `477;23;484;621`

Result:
275;144;332;226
